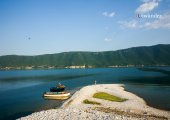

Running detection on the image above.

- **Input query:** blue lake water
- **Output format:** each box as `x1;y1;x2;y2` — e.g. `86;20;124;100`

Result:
0;68;170;120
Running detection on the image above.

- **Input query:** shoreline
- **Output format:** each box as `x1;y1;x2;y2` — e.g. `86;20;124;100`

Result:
1;65;170;71
18;84;170;120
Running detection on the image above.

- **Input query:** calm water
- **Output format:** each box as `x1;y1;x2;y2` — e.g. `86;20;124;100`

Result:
0;68;170;120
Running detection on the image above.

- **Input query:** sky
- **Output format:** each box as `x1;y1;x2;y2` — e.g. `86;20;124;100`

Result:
0;0;170;55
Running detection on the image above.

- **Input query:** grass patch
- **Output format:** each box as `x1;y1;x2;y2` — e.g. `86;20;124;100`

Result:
93;92;127;102
83;99;101;105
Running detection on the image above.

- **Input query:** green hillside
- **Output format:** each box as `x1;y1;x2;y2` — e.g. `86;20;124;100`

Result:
0;44;170;69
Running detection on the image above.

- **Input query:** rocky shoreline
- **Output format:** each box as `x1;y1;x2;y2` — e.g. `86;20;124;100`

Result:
18;84;170;120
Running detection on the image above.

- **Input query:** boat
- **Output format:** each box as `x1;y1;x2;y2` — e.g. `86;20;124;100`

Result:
50;84;65;92
43;92;70;100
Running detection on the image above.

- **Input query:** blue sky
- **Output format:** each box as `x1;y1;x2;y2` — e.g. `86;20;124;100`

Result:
0;0;170;55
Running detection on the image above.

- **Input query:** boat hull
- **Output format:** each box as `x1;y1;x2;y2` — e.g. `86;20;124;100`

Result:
43;92;70;100
43;96;69;100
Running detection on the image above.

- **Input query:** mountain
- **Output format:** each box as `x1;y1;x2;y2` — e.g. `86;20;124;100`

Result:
0;44;170;69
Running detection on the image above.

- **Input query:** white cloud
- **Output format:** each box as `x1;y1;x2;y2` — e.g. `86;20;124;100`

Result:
104;38;112;42
136;1;158;13
144;14;170;29
118;20;140;28
118;0;169;29
141;0;161;2
118;13;170;29
102;11;115;17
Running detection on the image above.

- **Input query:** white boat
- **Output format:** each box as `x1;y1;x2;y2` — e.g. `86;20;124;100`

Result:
43;92;70;100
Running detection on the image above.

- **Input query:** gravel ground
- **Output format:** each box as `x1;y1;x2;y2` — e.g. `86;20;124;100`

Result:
18;84;170;120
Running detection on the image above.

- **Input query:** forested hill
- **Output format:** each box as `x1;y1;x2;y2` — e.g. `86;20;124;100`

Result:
0;44;170;69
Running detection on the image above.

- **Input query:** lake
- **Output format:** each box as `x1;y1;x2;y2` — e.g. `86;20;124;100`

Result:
0;67;170;120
